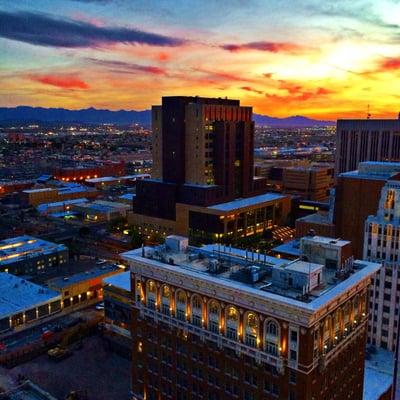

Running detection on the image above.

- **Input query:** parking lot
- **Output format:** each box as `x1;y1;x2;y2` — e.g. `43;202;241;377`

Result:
4;335;131;400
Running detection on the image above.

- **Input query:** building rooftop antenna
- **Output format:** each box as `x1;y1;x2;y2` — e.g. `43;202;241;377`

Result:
367;104;371;120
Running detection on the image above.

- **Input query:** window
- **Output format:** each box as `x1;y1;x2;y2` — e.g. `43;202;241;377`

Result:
161;285;171;315
265;319;280;356
245;313;259;348
226;307;239;340
176;290;187;321
208;301;220;333
146;280;157;309
191;295;203;327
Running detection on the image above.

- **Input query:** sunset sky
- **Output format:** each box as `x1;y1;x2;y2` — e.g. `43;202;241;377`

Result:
0;0;399;119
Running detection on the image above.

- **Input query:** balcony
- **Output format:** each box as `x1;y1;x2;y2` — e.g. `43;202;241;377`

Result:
138;304;285;373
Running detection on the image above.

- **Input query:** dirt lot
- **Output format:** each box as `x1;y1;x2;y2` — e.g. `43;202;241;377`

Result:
5;335;131;400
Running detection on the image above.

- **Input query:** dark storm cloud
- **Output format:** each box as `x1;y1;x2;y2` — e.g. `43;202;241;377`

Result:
0;10;185;48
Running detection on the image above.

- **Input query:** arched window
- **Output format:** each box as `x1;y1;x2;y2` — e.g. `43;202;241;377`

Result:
323;316;332;352
191;295;203;327
343;303;350;333
176;290;187;321
146;280;157;309
264;319;280;356
334;309;341;339
208;301;220;334
136;281;143;303
353;296;359;323
245;312;259;348
361;292;367;317
161;285;171;315
225;306;239;340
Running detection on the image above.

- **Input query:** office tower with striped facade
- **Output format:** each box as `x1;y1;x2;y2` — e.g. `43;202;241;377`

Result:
335;119;400;176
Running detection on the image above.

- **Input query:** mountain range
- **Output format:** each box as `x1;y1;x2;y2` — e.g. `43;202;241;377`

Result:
0;106;335;128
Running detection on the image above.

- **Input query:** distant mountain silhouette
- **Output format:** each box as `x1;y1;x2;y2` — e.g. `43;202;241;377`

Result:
253;114;335;127
0;106;335;127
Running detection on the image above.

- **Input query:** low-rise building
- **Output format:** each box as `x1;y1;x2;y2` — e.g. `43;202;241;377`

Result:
21;184;98;207
72;200;132;222
363;347;394;400
103;271;131;355
282;166;334;201
0;273;61;333
85;174;150;190
47;264;124;309
104;271;131;337
131;191;291;244
0;235;68;276
37;198;88;216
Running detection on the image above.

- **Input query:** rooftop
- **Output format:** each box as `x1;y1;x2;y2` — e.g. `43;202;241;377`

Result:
74;200;131;213
301;235;350;248
208;192;286;212
104;271;130;292
296;211;333;225
272;239;301;257
0;236;67;266
122;236;380;312
119;193;136;201
0;273;61;319
22;187;55;194
340;161;400;181
37;198;88;212
363;347;394;400
47;264;123;289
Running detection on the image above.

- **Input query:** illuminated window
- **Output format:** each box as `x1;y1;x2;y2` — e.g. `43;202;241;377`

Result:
265;319;279;356
208;301;220;333
191;295;202;327
226;306;239;340
245;313;259;348
146;280;157;309
176;290;187;321
161;285;171;315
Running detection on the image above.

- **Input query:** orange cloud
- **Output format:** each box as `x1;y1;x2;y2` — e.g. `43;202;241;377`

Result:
266;81;335;102
28;74;89;89
240;86;263;95
378;58;400;71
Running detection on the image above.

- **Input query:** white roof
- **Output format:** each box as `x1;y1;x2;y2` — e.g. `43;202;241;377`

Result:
208;192;286;212
302;235;350;247
0;273;61;319
363;348;394;400
283;260;323;274
0;235;67;266
104;271;130;292
121;246;381;314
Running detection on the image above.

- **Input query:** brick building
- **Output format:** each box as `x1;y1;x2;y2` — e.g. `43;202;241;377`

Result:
131;96;292;243
334;162;400;259
122;235;380;400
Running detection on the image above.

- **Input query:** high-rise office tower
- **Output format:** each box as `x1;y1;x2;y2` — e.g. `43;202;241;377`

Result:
151;96;255;198
131;97;290;243
123;235;380;400
335;118;400;176
364;172;400;351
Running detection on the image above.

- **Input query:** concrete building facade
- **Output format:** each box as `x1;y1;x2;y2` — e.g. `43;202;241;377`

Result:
364;173;400;351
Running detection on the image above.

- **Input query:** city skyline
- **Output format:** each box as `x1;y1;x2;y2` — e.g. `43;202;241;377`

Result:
1;0;400;120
